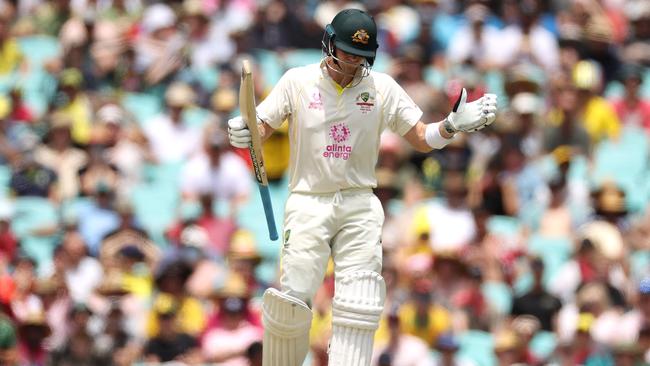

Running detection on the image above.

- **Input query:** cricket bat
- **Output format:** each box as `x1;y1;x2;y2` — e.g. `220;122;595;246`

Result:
240;59;279;241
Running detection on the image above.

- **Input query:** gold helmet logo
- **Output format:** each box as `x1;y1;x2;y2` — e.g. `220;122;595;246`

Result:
351;29;370;44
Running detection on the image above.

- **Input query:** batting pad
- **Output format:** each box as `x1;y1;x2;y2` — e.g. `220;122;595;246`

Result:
329;270;386;366
262;288;313;366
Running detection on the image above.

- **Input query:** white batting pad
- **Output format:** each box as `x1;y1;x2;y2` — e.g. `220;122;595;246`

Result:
329;270;386;366
262;288;313;366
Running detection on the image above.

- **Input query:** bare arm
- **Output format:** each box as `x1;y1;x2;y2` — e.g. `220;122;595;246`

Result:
402;120;455;153
259;122;276;142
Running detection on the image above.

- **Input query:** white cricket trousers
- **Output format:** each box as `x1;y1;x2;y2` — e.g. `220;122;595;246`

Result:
279;188;385;303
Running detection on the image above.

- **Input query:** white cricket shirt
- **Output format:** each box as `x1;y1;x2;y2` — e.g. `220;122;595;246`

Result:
257;61;422;193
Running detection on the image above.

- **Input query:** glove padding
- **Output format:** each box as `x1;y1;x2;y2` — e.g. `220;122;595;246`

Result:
228;116;251;148
444;88;497;133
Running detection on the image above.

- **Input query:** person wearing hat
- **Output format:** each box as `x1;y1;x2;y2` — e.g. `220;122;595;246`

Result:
227;8;497;365
53;67;94;145
446;3;502;70
147;260;206;338
571;60;622;143
142;81;202;164
511;257;562;332
413;172;477;253
143;293;201;364
135;3;186;85
180;125;251;217
622;0;650;66
497;0;560;72
610;63;650;130
15;308;51;365
33;112;88;201
371;310;436;366
202;272;263;365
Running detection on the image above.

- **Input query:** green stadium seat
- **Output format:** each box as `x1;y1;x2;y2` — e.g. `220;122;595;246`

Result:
282;49;323;70
527;234;573;286
121;92;163;127
529;331;557;360
482;281;513;315
18;35;61;68
457;330;496;366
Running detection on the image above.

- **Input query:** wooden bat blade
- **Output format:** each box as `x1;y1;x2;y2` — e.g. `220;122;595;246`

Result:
239;59;278;241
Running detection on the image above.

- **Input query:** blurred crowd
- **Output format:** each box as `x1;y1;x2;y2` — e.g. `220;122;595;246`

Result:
0;0;649;365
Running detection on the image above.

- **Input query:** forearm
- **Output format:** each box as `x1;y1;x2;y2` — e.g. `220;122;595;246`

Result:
259;122;275;142
405;120;455;153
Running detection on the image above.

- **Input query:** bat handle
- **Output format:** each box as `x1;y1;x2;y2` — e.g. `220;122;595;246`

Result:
258;184;279;241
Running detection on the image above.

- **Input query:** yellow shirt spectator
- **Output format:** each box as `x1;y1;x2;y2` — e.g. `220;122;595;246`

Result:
582;96;620;142
146;294;206;337
0;39;22;75
375;301;451;347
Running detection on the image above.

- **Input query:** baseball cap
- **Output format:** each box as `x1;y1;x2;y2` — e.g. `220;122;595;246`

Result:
97;104;125;125
142;3;177;34
329;9;378;59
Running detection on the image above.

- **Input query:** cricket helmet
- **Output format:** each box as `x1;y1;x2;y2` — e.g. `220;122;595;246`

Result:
322;9;378;66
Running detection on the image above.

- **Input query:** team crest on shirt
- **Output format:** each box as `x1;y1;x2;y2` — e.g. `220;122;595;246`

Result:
308;89;323;110
355;91;375;113
352;29;370;44
323;122;352;160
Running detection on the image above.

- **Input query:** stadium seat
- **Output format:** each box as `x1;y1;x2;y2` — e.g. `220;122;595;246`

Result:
482;281;513;315
591;125;649;213
17;35;62;69
529;331;557;360
10;197;60;271
236;177;288;261
121;92;163;127
282;49;323;70
457;330;496;366
182;107;214;130
253;49;284;88
527;234;573;286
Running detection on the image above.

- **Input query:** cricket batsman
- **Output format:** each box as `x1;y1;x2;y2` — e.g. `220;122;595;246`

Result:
228;9;497;366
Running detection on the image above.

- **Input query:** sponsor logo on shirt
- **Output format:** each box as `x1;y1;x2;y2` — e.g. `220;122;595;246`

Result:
308;89;324;110
355;92;374;113
323;122;352;160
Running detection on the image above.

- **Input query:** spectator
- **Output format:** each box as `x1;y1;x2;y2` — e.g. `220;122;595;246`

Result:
372;311;436;366
511;257;562;331
15;310;50;366
143;82;202;164
497;0;560;71
180;128;251;215
446;4;502;70
134;3;186;85
143;293;201;363
201;272;263;365
34;113;88;201
610;63;650;131
146;260;206;337
53;68;94;146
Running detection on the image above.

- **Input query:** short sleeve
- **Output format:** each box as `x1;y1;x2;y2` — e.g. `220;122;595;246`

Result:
256;69;295;129
381;76;423;136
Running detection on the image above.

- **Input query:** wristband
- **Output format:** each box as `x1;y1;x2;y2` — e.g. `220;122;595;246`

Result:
425;121;454;149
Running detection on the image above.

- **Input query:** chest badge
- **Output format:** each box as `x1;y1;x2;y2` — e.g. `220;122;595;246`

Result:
355;91;375;114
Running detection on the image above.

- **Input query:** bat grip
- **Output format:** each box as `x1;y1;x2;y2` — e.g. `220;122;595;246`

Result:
258;184;279;241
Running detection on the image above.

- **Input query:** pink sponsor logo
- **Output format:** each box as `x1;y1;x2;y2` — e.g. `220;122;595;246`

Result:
323;122;353;160
308;89;323;110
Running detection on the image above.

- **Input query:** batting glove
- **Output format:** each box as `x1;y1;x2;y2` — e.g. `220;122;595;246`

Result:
228;116;251;148
443;88;497;133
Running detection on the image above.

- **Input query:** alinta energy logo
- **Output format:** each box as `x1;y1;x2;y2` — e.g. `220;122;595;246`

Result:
323;122;352;160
